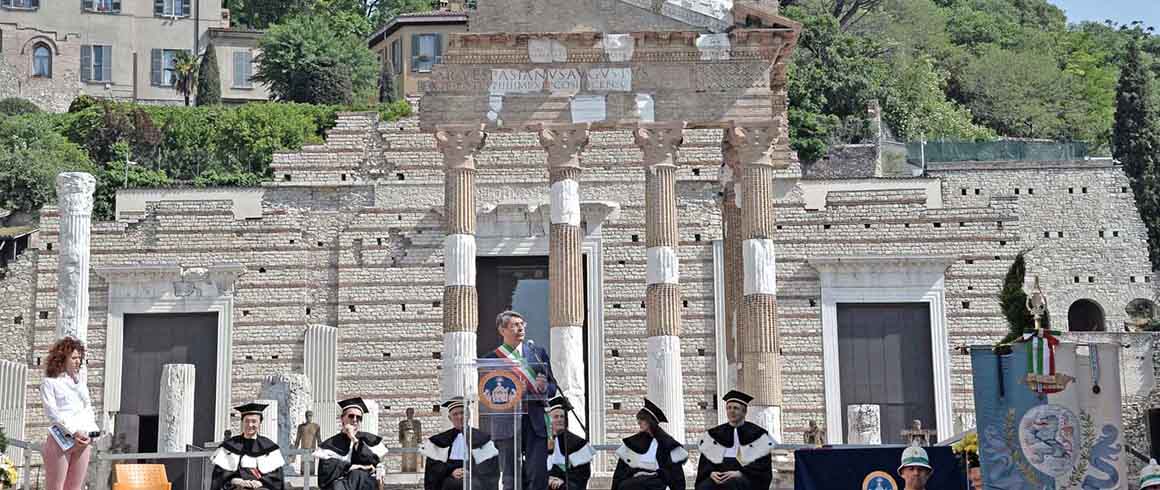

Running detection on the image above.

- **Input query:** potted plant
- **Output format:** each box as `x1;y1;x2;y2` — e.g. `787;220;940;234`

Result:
0;426;17;490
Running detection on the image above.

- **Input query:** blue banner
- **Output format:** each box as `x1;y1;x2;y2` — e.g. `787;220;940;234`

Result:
794;446;966;490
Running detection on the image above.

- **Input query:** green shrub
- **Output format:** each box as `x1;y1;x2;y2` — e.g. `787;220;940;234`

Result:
0;115;96;214
0;98;41;116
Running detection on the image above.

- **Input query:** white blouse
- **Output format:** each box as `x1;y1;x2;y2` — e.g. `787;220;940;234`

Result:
40;374;99;435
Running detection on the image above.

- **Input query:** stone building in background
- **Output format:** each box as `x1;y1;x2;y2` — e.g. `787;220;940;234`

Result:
0;0;268;110
0;0;1158;487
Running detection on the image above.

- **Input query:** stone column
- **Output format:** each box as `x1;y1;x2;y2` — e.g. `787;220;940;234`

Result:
634;124;687;441
256;399;280;442
538;124;590;435
157;364;195;452
436;126;486;401
720;153;744;389
54;172;96;342
259;374;312;450
361;399;380;435
304;325;338;433
724;121;785;440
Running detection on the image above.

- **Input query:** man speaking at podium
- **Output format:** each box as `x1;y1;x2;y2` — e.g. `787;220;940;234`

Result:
484;310;558;490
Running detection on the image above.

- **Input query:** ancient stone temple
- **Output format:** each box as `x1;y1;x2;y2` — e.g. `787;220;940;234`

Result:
1;0;1158;486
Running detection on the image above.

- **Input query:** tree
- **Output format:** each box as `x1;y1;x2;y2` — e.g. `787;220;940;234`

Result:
0;115;96;214
288;59;354;105
254;13;380;103
997;251;1050;347
379;64;396;103
1113;37;1160;268
169;51;200;107
196;44;222;106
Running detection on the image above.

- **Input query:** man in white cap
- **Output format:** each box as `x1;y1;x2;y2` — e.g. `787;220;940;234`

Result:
898;443;932;490
694;390;774;490
314;397;388;490
1141;458;1160;489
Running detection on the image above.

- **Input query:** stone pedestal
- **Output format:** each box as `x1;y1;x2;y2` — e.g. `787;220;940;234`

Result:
54;172;96;342
255;399;280;442
157;364;196;452
846;404;881;445
259;374;312;449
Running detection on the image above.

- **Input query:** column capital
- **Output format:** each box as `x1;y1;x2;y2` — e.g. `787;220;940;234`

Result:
435;125;487;170
723;119;785;169
55;172;95;216
537;123;590;170
633;122;685;167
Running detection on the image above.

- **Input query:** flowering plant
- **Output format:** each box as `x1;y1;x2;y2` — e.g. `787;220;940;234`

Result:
0;453;16;489
952;431;980;467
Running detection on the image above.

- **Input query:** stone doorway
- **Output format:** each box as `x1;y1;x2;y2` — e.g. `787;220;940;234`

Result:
117;311;218;490
475;255;590;414
1068;299;1106;332
836;303;936;444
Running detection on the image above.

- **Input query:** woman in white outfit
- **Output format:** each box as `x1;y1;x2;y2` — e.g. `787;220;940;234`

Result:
40;336;99;490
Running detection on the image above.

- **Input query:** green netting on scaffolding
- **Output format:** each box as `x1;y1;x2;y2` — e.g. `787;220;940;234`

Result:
905;141;1089;163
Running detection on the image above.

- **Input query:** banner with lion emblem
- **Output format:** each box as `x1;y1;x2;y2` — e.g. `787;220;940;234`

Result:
970;342;1124;490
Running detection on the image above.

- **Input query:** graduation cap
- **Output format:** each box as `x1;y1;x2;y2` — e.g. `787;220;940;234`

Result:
338;397;369;416
722;390;754;407
547;395;570;413
441;397;465;412
234;402;268;419
637;398;668;424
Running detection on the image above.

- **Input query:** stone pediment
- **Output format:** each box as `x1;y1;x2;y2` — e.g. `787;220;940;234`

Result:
471;0;735;33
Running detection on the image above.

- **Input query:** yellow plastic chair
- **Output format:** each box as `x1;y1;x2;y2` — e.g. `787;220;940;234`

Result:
113;464;172;490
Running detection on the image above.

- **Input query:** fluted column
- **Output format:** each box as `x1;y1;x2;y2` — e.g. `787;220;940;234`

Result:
256;399;280;442
720;148;744;389
538;124;589;436
635;123;686;442
725;121;785;441
157;364;195;452
304;325;338;432
259;374;312;451
437;126;487;401
55;172;95;343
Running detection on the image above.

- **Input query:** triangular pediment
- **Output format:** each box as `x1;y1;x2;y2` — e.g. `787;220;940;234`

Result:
471;0;734;33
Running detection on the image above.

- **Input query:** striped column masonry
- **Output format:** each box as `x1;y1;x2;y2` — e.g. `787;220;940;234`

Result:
436;126;487;401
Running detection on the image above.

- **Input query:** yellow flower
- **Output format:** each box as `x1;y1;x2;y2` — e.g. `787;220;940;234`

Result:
0;454;17;489
952;431;979;456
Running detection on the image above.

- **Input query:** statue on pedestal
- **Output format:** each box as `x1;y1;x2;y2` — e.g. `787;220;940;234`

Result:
398;408;423;472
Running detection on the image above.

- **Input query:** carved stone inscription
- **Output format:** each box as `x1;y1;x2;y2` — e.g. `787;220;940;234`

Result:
437;62;768;94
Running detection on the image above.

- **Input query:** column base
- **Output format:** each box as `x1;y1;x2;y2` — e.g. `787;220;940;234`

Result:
442;331;478;400
646;335;685;442
551;326;588;437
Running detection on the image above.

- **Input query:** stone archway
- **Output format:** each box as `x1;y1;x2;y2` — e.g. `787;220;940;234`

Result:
1067;299;1106;332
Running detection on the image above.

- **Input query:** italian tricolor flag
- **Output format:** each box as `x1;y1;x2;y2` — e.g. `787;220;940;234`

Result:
496;344;541;393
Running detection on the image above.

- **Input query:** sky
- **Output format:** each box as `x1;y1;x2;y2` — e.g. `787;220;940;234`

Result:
1047;0;1160;30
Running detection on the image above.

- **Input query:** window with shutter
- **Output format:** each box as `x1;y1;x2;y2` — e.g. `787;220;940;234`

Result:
150;48;162;86
0;0;10;8
181;0;189;16
80;45;92;82
233;50;253;88
433;33;443;64
100;46;112;81
415;34;437;73
410;34;420;73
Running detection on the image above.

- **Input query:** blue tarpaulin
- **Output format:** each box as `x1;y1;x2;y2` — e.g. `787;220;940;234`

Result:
794;446;967;490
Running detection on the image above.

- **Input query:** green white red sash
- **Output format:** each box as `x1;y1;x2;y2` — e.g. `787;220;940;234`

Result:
496;344;540;393
1022;328;1065;394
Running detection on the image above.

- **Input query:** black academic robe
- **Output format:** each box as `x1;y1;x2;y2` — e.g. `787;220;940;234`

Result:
421;427;500;490
314;432;388;490
547;430;595;490
611;430;687;490
694;422;774;490
210;435;286;490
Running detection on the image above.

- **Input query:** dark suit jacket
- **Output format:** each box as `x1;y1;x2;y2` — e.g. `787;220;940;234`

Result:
482;341;558;438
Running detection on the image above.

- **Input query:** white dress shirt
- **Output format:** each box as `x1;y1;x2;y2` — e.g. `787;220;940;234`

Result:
40;373;99;435
449;432;467;461
723;428;740;458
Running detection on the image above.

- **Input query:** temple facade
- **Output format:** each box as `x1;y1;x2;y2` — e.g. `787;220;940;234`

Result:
1;0;1158;485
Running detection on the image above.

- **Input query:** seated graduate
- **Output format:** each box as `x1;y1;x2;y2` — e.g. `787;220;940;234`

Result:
546;395;596;490
314;397;389;490
694;390;775;490
211;403;287;490
611;398;688;490
421;397;500;490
